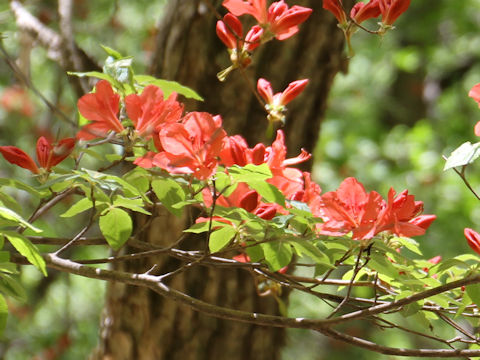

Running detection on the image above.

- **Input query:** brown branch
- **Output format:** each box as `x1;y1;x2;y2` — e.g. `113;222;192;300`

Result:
43;254;480;357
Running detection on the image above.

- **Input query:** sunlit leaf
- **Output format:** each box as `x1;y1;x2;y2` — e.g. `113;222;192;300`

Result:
99;208;132;250
152;178;186;216
3;232;46;276
209;226;236;253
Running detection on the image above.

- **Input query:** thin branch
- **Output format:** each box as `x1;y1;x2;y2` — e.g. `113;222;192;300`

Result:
43;254;480;357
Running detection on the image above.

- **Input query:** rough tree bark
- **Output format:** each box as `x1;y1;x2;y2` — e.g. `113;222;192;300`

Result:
93;1;353;359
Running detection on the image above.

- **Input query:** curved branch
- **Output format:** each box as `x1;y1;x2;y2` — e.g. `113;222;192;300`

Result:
44;254;480;357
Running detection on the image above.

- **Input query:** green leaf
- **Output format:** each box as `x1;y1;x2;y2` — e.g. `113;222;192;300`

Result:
261;241;292;272
291;241;334;268
99;208;132;250
228;164;272;182
246;243;264;262
209;226;236;253
467;283;480;306
134;75;203;101
152;178;186;216
3;232;46;276
0;273;26;301
184;221;229;234
0;178;49;197
0;293;7;336
123;168;150;194
67;71;114;82
395;237;422;255
113;195;151;215
247;180;285;206
0;207;41;233
100;45;124;59
444;141;480;170
60;197;93;218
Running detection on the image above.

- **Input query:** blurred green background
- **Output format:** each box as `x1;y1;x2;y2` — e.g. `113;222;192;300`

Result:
1;0;480;359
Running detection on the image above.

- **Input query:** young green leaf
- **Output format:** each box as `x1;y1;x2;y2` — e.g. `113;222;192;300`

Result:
134;75;203;101
0;207;41;233
60;197;94;218
99;208;132;250
209;226;236;253
152;178;186;217
261;241;292;272
3;232;47;276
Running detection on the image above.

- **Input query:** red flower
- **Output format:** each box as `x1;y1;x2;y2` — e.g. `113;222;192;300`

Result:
323;0;348;25
379;0;410;26
257;78;309;123
125;85;183;137
465;228;480;255
223;0;312;41
319;177;384;240
291;172;323;217
264;130;311;199
350;0;381;24
77;80;124;140
147;112;227;180
376;189;435;237
220;135;266;167
468;83;480;136
257;78;308;107
217;14;263;51
0;136;75;174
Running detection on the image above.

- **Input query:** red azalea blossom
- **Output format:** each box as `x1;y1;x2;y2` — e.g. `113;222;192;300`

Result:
125;85;183;137
379;0;410;26
465;228;480;255
257;78;308;107
222;0;312;41
468;83;480;136
0;136;75;174
216;14;263;52
264;130;311;199
350;0;381;24
220;135;266;167
376;189;435;238
323;0;348;25
319;177;384;240
146;112;227;180
319;178;436;240
77;80;124;140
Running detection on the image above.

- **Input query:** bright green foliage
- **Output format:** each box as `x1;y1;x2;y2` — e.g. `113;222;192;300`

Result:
99;208;132;250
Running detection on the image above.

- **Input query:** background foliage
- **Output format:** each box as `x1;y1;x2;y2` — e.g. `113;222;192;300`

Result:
1;0;480;359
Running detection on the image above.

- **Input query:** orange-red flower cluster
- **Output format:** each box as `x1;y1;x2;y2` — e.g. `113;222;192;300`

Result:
222;0;312;41
319;177;436;240
322;0;410;28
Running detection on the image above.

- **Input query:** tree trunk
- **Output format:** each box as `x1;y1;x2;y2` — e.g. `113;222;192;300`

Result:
93;1;352;359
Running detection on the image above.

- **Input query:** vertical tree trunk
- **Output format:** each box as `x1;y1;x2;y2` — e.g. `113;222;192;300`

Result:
93;1;352;359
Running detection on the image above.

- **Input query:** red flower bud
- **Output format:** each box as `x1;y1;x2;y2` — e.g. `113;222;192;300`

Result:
465;228;480;255
239;190;259;212
279;79;308;105
323;0;348;25
216;13;243;49
254;204;277;220
350;0;381;24
0;146;39;174
244;25;263;51
251;143;266;165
